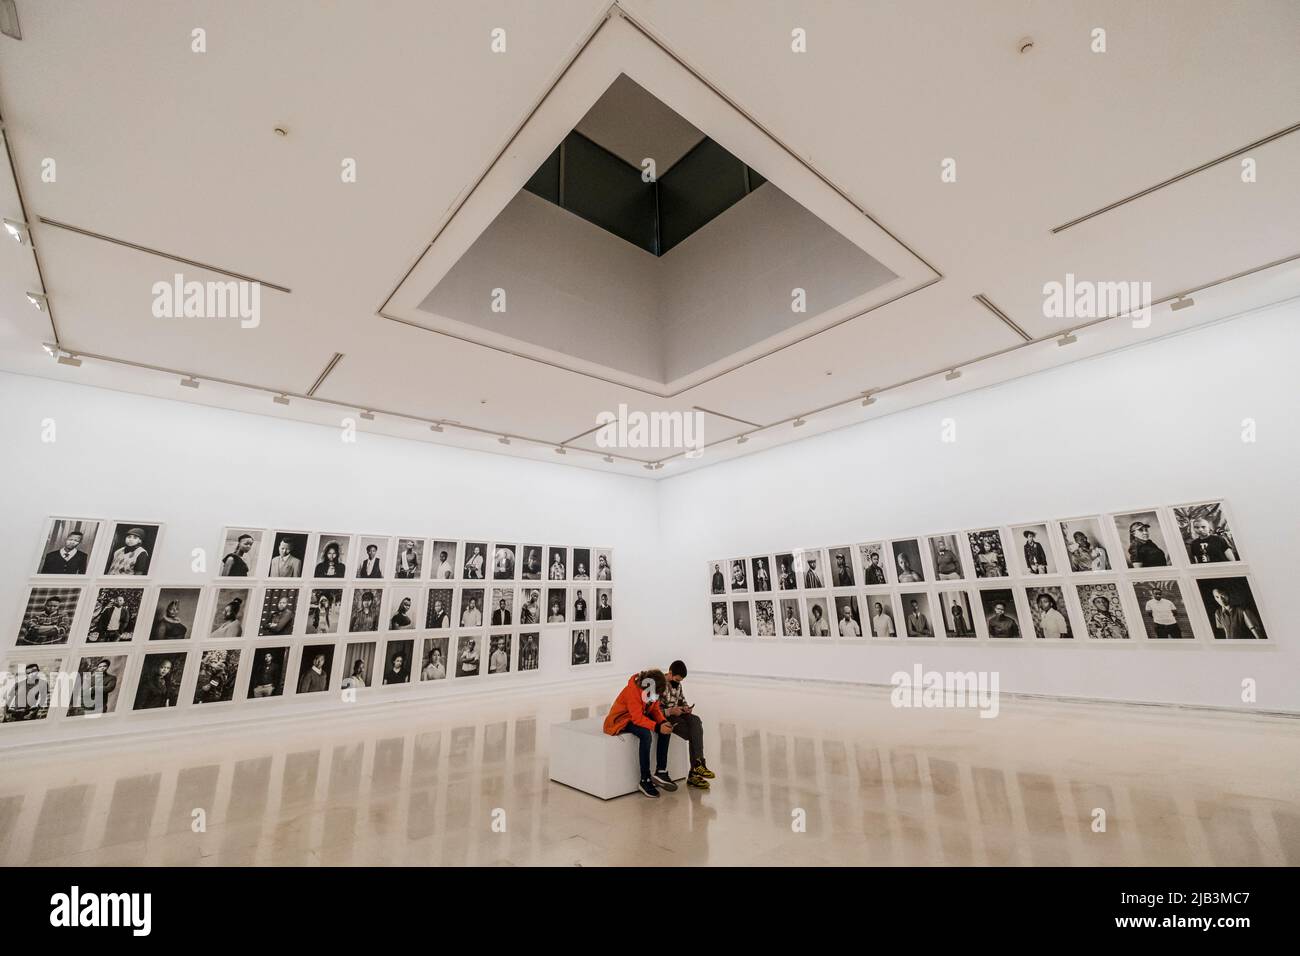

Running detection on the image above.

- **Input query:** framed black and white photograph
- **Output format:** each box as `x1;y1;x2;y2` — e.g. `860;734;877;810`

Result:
458;588;485;627
517;632;540;671
392;537;426;579
979;588;1022;638
901;593;935;637
711;601;729;635
1060;517;1113;573
487;633;512;674
570;629;590;666
217;528;264;579
730;600;752;636
3;657;63;721
311;533;351;579
728;558;749;592
796;549;828;589
545;588;566;624
1175;501;1242;565
778;599;802;637
18;586;81;649
266;530;308;579
520;545;544;580
341;642;376;690
775;552;798;590
66;654;128;717
834;594;863;637
545;546;567;581
193;648;242;704
456;634;481;677
572;547;593;581
828;547;856;588
928;535;964;581
858;543;889;585
571;588;589;623
431;541;458;580
866;594;897;638
347;587;383;633
295;644;333;694
492;543;517;580
463;542;489;580
489;587;515;626
34;516;101;577
85;585;145;643
103;522;162;577
356;536;389;579
938;590;976;637
891;539;926;584
1026;586;1073;639
754;599;776;636
1195;576;1267;640
206;587;250;639
750;555;773;592
1113;510;1173;570
805;595;832;637
259;587;300;637
1013;523;1056;575
1131;579;1195;640
594;549;613;582
968;529;1008;579
247;646;289;698
388;588;419;630
425;588;453;628
420;636;450;681
304;588;343;635
593;630;612;663
519;588;542;625
132;652;185;710
594;588;613;621
1076;582;1131;639
150;586;201;641
383;639;414;684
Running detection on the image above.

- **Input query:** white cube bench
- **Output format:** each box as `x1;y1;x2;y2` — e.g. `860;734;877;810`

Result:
549;716;691;799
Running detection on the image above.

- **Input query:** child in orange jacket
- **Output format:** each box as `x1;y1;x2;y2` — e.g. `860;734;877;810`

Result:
604;670;677;797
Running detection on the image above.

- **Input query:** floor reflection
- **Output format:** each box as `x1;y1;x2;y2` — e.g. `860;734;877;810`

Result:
1;678;1297;866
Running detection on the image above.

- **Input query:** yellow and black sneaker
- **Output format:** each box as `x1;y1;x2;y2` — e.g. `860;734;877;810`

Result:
692;760;716;780
687;770;710;789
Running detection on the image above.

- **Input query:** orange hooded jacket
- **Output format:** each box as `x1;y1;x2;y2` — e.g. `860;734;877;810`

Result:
603;673;667;735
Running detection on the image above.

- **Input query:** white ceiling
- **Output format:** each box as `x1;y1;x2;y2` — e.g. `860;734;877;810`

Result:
575;73;704;172
1;0;1297;477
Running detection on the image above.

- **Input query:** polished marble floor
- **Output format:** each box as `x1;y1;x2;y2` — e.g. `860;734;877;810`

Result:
2;677;1298;866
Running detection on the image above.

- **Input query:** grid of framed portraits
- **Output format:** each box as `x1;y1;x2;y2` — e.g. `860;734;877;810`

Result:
4;519;615;728
707;500;1270;646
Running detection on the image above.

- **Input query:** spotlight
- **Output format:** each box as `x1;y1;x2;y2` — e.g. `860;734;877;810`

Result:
793;418;807;428
860;392;876;407
430;423;444;433
3;218;29;244
26;291;47;310
41;343;56;358
1057;331;1078;347
945;368;962;381
737;434;749;444
273;393;290;405
643;463;655;471
685;448;703;460
602;455;614;463
498;436;511;445
180;376;200;389
554;447;566;455
360;410;375;421
653;462;665;470
56;353;81;368
1170;296;1195;312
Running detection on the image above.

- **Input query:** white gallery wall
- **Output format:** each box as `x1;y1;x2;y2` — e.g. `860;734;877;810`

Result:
657;299;1300;712
0;371;661;744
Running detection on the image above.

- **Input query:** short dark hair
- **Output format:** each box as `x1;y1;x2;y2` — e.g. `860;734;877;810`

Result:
669;660;687;679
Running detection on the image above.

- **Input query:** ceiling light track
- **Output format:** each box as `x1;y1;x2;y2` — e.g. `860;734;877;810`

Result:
33;345;656;469
654;251;1300;467
0;102;58;343
972;293;1032;342
306;352;345;397
37;218;293;293
1050;120;1300;234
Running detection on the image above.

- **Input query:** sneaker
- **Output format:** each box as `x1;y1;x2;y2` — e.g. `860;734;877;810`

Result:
651;770;678;792
693;760;716;779
687;771;711;790
637;778;660;798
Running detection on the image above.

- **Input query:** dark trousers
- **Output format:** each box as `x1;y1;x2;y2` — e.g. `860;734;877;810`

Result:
671;713;704;765
620;724;670;779
1153;622;1181;639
